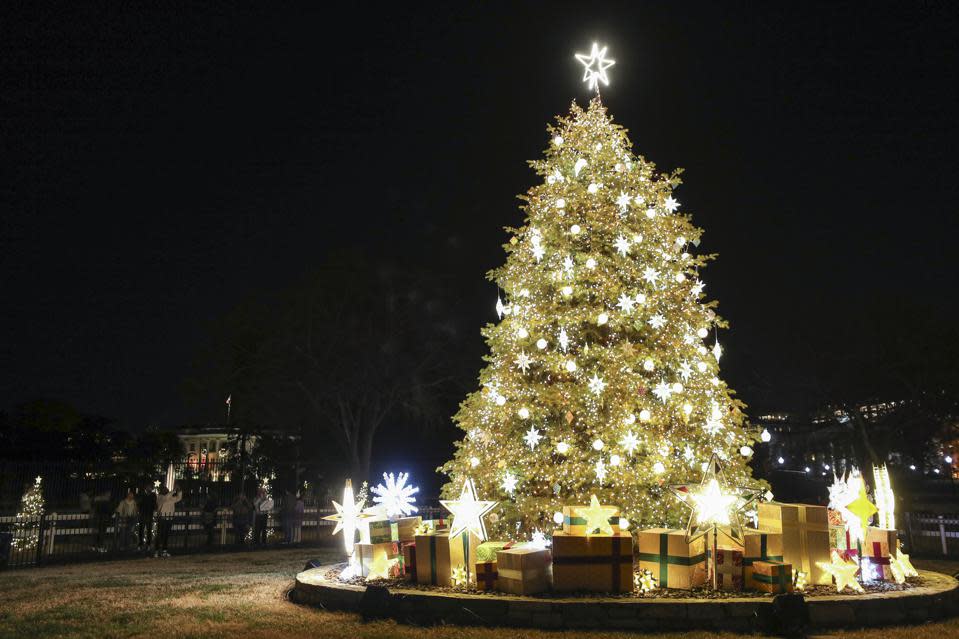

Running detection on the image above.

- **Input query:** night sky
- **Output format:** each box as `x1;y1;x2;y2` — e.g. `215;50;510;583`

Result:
4;2;958;438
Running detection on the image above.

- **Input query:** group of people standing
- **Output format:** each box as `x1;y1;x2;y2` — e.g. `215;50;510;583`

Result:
97;485;305;556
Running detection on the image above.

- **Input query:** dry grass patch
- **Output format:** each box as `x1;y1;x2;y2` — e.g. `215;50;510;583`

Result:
0;549;956;639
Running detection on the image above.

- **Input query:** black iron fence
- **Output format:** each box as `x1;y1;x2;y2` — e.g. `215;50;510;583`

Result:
0;505;448;570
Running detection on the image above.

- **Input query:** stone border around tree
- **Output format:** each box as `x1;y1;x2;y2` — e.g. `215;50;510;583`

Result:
292;566;959;633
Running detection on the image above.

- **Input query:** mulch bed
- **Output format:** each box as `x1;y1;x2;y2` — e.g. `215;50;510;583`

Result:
323;563;922;599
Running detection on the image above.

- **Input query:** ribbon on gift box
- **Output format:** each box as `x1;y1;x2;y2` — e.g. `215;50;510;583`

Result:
475;562;497;589
552;535;631;591
742;533;784;566
752;563;792;593
869;541;891;572
636;530;707;588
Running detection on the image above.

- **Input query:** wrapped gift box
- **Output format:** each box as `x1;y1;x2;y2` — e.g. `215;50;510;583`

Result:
562;504;621;536
475;560;498;591
496;546;550;595
414;531;478;586
396;516;422;542
746;560;793;594
368;520;399;544
864;527;897;581
741;530;784;566
827;509;844;527
758;502;831;585
636;528;707;589
707;547;744;591
401;541;417;580
355;541;401;578
829;524;858;560
552;531;633;593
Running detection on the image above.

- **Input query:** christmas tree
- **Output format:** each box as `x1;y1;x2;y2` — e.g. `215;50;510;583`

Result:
13;475;45;551
440;83;764;538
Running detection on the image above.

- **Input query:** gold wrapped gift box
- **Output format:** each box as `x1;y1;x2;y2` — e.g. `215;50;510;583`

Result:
636;528;706;590
757;502;831;585
414;531;477;586
552;531;633;593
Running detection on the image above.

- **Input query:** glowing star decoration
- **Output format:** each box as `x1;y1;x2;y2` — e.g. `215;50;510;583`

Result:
642;267;660;285
712;340;723;362
819;550;864;593
495;296;505;319
588;374;606;395
616;191;632;212
664;196;680;213
872;463;896;530
366;552;398;581
583;494;617;535
636;568;658;593
594;459;608;483
442;478;498;542
616;293;635;314
648;314;666;329
323;479;375;556
652;381;673;403
523;426;543;451
889;555;906;584
529;530;550;549
794;571;808;591
574;42;615;92
844;480;878;533
691;280;705;297
371;472;420;518
670;454;763;545
620;430;640;456
558;328;570;352
501;471;518;495
614;235;631;256
894;542;918;578
703;402;724;436
450;565;468;586
514;351;532;374
678;361;692;382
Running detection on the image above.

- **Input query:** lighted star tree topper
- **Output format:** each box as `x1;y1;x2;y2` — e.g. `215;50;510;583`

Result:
575;42;615;92
439;46;766;538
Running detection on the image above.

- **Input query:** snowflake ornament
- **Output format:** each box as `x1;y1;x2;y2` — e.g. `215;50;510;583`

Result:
372;472;420;518
524;426;543;450
588;374;606;395
501;471;518;494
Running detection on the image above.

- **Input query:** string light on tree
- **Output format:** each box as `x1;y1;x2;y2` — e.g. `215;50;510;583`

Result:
439;49;764;536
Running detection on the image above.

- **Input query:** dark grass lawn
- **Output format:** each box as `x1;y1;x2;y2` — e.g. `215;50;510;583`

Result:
0;548;956;639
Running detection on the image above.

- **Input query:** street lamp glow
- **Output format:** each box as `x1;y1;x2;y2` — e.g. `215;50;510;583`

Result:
777;456;784;465
760;429;771;443
946;455;954;464
909;464;916;470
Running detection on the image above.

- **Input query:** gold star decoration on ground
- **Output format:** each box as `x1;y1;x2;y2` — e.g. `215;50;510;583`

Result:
365;553;397;581
441;478;498;542
323;479;376;555
889;555;906;584
450;565;468;586
582;494;618;535
793;571;808;591
670;454;763;544
844;480;878;533
818;550;864;593
894;542;919;578
574;42;615;92
635;569;657;594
